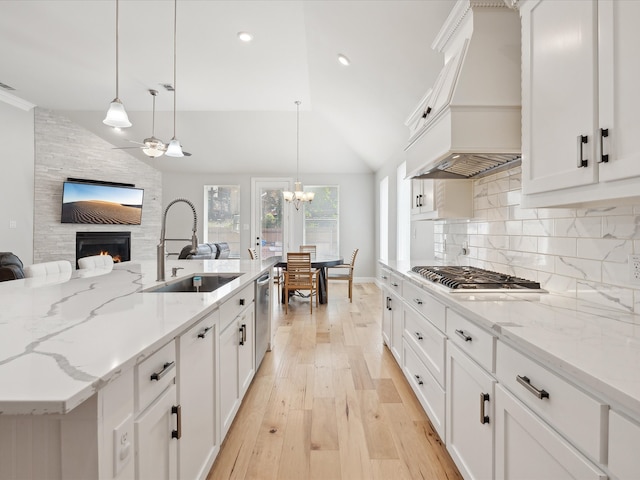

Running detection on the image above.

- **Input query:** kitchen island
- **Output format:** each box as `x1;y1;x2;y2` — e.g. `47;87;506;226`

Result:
380;260;640;480
0;258;277;480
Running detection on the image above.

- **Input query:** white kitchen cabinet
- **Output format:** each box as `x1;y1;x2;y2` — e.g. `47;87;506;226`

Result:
219;300;255;439
382;288;403;364
608;410;640;480
521;0;640;206
410;178;472;220
177;311;218;480
446;341;495;480
135;383;178;480
381;285;392;347
494;384;606;480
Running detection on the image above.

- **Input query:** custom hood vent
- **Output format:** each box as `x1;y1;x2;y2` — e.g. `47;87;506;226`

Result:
405;0;522;180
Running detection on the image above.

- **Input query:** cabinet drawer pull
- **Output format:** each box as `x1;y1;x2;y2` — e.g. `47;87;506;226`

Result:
577;134;588;168
391;282;399;287
414;332;424;341
455;329;472;342
239;298;245;306
171;405;182;439
414;374;424;386
480;392;490;424
381;275;388;280
599;128;609;163
150;361;175;381
197;326;213;339
421;106;432;119
516;375;550;400
413;298;423;305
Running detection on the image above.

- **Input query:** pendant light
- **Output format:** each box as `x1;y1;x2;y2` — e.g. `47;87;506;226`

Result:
142;89;165;158
283;100;315;210
103;0;131;128
165;0;184;157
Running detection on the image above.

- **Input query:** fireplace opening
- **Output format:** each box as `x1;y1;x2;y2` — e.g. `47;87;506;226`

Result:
76;232;131;268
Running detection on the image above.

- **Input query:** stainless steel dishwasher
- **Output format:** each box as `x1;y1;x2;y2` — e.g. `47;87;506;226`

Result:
255;271;271;368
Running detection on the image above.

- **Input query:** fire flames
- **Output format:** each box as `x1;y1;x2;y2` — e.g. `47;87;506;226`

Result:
100;250;122;263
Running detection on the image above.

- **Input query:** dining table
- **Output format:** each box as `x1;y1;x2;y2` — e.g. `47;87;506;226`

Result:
275;255;344;304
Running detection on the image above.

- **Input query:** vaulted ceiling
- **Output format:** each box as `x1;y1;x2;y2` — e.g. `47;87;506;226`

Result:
0;0;453;174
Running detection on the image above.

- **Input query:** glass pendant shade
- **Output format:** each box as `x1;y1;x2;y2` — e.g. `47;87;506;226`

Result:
283;101;314;210
165;138;184;157
103;99;131;128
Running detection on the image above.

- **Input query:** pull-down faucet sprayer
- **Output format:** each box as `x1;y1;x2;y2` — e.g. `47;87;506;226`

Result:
157;198;198;281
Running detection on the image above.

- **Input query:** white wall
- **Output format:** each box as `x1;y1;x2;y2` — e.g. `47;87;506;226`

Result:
0;101;34;265
162;171;376;278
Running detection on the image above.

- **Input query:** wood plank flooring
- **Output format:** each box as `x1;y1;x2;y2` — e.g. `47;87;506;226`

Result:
207;282;462;480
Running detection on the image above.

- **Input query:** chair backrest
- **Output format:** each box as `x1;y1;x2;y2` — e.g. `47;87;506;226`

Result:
24;260;72;278
299;245;316;258
287;252;313;286
248;248;258;260
349;248;359;267
77;255;114;270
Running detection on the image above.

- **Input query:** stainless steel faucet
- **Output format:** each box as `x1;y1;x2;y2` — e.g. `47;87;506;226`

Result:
157;198;198;281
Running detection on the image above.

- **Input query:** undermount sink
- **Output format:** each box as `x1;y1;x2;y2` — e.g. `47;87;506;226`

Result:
144;273;242;293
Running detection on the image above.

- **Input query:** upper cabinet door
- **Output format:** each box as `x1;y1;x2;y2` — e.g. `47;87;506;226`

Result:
598;0;640;182
521;0;598;195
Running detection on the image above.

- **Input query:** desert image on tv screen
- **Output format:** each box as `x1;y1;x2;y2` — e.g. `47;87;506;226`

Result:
61;182;144;225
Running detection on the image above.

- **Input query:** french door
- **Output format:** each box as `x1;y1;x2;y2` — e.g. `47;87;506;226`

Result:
251;179;291;260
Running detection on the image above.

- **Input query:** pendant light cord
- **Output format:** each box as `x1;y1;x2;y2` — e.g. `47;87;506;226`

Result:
115;0;120;99
295;100;301;181
172;0;177;138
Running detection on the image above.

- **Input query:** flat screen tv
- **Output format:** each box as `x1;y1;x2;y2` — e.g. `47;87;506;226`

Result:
61;181;144;225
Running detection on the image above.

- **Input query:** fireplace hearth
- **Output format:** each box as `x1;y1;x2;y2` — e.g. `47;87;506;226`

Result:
76;232;131;268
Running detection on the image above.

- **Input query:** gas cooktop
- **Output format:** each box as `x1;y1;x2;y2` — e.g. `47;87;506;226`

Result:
410;265;543;291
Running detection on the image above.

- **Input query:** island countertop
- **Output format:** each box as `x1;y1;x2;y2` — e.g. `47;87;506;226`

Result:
0;258;277;415
381;260;640;418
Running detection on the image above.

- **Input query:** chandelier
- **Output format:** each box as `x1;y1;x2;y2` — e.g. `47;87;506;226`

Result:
283;100;315;210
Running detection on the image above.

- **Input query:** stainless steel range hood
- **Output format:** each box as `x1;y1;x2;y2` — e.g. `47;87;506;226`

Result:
405;0;521;180
413;153;521;180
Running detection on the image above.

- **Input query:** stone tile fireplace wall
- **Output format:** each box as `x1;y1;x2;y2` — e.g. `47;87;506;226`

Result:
33;109;162;265
435;166;640;315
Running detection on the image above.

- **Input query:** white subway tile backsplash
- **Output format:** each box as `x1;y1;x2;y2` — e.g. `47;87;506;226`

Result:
577;238;632;262
436;168;640;314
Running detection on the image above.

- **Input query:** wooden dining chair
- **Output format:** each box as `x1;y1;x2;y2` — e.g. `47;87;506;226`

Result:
248;248;258;259
299;245;317;259
283;252;318;314
327;248;359;302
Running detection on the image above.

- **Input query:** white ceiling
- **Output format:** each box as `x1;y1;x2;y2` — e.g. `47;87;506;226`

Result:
0;0;454;174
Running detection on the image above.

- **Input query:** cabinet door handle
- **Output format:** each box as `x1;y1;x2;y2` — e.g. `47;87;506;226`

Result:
516;375;550;400
416;195;420;208
388;298;392;311
599;128;609;163
455;329;472;342
419;194;423;207
239;324;246;346
171;405;182;439
197;326;213;339
385;296;390;310
150;361;175;381
413;298;423;305
577;134;588;168
480;392;490;424
414;374;424;385
414;332;424;341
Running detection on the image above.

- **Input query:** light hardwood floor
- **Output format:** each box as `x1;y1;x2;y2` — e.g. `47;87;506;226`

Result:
207;281;462;480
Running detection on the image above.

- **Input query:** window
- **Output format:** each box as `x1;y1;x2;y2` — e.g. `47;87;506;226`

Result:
303;186;339;256
204;185;240;257
380;176;388;262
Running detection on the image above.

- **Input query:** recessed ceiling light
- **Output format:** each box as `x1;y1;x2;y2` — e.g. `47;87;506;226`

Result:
337;54;351;66
238;32;253;42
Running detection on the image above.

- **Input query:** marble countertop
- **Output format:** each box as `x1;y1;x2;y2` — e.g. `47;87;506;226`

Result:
382;260;640;417
0;258;277;415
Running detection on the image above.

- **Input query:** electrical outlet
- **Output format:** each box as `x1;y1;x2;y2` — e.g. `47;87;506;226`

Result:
113;414;133;476
629;255;640;285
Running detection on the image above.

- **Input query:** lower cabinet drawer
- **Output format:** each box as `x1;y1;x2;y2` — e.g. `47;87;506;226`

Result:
446;309;495;373
220;283;254;330
496;341;607;463
135;341;177;414
404;306;446;387
402;280;446;332
609;410;640;479
402;339;445;440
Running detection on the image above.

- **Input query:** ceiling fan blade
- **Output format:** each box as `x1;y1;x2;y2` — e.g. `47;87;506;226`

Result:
112;146;142;150
127;140;147;146
182;151;192;156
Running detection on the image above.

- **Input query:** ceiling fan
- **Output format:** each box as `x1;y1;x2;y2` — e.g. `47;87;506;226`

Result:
113;89;191;157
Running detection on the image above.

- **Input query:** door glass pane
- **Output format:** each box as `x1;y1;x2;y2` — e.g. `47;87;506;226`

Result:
259;187;284;259
204;185;240;257
303;186;339;256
